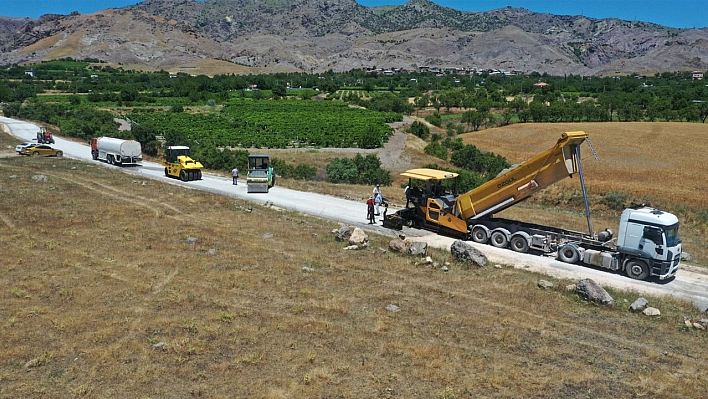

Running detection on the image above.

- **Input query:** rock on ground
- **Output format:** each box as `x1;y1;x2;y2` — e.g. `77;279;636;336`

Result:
408;241;427;256
450;240;488;267
334;225;352;242
629;297;648;312
576;278;615;306
348;227;368;246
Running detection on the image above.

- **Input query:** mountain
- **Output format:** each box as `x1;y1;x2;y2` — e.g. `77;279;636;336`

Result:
1;0;706;76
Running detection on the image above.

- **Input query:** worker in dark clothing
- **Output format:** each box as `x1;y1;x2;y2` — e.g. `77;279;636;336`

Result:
366;196;376;224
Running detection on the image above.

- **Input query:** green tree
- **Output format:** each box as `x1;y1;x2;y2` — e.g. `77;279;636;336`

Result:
408;120;430;140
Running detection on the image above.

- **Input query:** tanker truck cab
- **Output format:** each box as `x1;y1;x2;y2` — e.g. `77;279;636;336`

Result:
616;207;681;280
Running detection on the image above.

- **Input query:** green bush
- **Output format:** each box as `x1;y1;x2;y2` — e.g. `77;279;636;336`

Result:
603;191;628;211
408;121;430;140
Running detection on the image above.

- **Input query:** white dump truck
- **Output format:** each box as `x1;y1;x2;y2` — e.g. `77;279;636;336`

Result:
90;137;142;166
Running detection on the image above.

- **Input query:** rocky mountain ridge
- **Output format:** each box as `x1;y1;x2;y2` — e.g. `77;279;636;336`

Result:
1;0;706;76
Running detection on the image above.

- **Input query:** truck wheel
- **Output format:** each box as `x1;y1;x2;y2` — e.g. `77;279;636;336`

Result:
180;170;188;181
625;260;649;280
164;168;169;177
196;170;202;180
107;155;114;165
510;235;529;253
490;230;509;248
558;244;580;263
470;226;489;244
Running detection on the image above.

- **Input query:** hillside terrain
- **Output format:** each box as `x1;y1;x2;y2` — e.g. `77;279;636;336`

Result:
1;126;707;398
1;0;707;76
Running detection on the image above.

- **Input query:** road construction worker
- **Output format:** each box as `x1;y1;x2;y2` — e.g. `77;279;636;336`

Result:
232;167;239;185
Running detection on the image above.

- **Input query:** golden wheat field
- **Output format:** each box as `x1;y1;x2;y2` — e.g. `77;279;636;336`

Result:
1;128;708;398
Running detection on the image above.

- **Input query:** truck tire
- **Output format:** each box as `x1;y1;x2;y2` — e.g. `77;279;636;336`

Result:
107;155;114;165
180;170;188;181
490;229;509;248
196;170;202;180
510;234;530;253
558;244;580;263
470;225;489;244
625;259;649;280
164;168;169;177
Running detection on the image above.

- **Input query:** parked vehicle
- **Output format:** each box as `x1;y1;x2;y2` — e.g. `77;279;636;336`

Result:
383;131;682;281
90;137;142;166
162;145;203;181
15;141;34;154
19;144;63;157
247;154;275;193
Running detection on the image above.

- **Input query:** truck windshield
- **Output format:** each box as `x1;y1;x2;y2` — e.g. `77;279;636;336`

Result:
665;225;681;247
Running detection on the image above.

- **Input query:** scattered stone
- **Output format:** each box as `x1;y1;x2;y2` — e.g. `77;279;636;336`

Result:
494;264;502;269
441;265;449;272
537;280;554;290
262;232;273;239
408;241;427;256
565;284;577;291
9;175;17;179
312;233;318;238
71;167;76;170
153;342;167;351
425;256;433;264
680;251;693;262
24;358;40;368
629;297;649;313
334;226;351;242
31;175;48;182
385;304;401;313
444;261;450;266
698;319;708;326
643;307;661;316
185;237;198;245
378;247;387;254
693;323;705;330
302;266;315;273
433;262;439;267
684;316;692;327
348;228;368;246
343;244;359;250
576;279;615;306
388;239;407;253
450;240;488;266
205;249;218;256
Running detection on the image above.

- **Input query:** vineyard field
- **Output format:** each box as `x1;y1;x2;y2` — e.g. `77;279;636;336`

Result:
130;99;401;148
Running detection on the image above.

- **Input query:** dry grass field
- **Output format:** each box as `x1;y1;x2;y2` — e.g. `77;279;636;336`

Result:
1;131;708;398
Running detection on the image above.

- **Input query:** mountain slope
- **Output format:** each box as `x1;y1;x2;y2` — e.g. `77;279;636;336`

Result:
0;0;706;76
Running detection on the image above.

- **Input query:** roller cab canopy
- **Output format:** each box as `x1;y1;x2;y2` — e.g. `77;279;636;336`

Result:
400;168;459;181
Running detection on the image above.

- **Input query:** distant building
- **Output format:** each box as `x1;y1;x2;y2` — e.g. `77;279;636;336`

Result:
692;70;704;80
24;69;34;77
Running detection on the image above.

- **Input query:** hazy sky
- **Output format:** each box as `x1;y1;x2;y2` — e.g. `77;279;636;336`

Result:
2;1;705;29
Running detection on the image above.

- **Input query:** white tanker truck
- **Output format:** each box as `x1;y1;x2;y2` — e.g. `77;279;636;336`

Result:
90;137;142;166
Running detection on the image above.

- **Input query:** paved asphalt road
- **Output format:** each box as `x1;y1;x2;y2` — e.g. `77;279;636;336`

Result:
3;116;708;312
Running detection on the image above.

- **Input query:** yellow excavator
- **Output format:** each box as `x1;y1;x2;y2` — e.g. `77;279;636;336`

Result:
383;131;682;281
